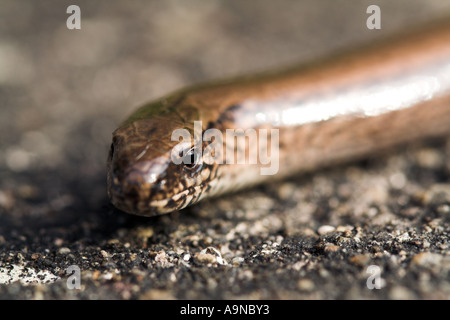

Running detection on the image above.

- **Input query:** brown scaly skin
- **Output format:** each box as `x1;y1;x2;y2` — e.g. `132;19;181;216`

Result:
108;20;450;216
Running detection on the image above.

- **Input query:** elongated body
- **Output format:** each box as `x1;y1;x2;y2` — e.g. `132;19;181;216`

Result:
108;21;450;216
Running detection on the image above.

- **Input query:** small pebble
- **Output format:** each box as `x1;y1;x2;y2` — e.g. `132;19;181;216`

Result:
57;247;71;255
297;279;315;291
231;257;244;266
183;253;191;261
323;244;340;253
318;225;335;235
410;252;443;267
349;254;371;266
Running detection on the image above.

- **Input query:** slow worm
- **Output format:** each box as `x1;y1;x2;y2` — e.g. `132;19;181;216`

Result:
108;20;450;216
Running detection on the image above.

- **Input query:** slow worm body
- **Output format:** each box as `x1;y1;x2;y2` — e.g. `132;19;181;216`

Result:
108;21;450;216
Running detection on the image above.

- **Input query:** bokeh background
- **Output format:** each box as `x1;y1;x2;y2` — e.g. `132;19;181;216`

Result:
0;0;449;299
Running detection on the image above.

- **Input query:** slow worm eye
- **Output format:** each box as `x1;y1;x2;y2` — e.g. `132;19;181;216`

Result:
109;143;115;158
182;148;202;172
183;149;198;168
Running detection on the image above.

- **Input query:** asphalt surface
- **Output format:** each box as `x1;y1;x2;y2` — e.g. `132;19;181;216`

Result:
0;0;449;299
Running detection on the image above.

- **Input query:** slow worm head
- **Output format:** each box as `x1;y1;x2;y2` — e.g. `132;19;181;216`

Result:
107;97;206;215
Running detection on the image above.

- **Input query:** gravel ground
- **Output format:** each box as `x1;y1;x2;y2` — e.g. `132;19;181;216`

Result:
0;0;449;300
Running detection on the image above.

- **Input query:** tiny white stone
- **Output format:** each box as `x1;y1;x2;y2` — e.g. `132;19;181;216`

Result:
232;257;244;265
318;225;336;235
0;264;59;285
57;247;71;254
389;172;407;189
100;272;113;280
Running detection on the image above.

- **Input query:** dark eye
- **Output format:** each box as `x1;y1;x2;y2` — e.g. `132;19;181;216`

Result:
182;148;202;171
109;143;115;158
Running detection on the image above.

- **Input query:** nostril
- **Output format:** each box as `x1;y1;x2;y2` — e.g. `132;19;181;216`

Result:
109;143;115;158
126;185;139;199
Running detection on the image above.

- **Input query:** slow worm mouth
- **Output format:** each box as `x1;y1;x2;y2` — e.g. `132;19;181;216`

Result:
111;187;205;217
108;167;206;216
149;183;206;213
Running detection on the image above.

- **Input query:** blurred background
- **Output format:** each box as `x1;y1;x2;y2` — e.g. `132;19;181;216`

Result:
0;0;449;299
